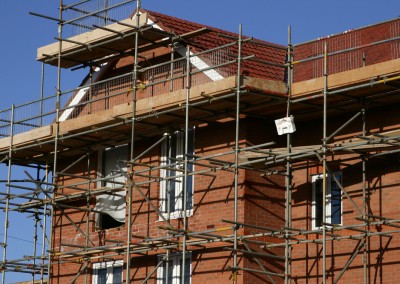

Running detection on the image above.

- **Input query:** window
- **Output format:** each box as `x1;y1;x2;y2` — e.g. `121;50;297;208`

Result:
160;129;194;219
312;172;342;229
157;253;191;284
92;260;123;284
95;145;128;230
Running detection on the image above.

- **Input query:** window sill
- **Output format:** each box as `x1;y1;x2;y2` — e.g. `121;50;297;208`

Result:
312;223;342;231
158;209;193;221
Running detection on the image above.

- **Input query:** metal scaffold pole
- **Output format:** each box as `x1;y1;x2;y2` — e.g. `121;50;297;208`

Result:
127;0;141;282
40;63;45;127
284;25;293;284
232;24;243;284
41;163;50;284
181;44;191;284
362;107;368;284
32;166;41;283
85;150;92;284
48;1;65;280
322;41;328;284
1;105;15;284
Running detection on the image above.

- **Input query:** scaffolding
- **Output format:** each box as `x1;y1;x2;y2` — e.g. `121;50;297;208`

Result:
1;1;400;283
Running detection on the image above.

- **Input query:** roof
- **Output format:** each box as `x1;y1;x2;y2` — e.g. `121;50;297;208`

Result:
145;9;287;82
37;9;287;81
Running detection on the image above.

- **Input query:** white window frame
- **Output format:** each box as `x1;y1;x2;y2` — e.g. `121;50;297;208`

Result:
160;129;194;220
92;260;123;284
157;253;192;284
312;172;343;230
95;145;128;229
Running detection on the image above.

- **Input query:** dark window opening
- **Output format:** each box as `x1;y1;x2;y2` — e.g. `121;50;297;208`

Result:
98;213;124;230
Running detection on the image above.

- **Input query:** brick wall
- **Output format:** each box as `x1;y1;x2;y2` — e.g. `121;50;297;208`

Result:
294;18;400;82
290;104;400;283
51;117;287;283
52;94;400;284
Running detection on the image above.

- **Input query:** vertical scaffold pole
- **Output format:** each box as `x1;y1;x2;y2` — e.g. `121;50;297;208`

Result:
1;104;15;284
181;45;191;284
233;24;243;284
41;162;50;284
49;1;64;280
362;107;368;284
104;0;109;26
322;41;328;284
85;151;91;284
126;0;141;282
284;25;293;284
32;166;41;283
170;44;175;92
40;62;45;127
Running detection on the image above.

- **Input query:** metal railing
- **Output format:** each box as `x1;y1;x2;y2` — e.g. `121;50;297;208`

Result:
0;45;237;136
63;0;135;38
293;19;400;81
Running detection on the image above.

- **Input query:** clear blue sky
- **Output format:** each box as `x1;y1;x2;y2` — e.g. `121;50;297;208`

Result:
1;0;400;283
1;1;400;107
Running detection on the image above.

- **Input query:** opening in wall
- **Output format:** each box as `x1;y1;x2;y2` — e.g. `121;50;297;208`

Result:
92;260;123;284
312;172;343;230
159;128;194;219
157;252;192;284
95;145;128;230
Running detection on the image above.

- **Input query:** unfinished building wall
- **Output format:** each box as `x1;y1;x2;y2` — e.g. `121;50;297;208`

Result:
4;2;400;283
294;18;400;82
290;104;400;283
51;117;287;283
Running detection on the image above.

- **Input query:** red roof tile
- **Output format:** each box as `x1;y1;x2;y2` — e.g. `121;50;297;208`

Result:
145;10;287;82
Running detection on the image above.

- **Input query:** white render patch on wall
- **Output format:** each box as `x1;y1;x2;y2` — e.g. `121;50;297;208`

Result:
176;47;224;81
58;87;89;122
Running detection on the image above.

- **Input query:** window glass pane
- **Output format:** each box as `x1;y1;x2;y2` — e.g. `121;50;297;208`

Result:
113;266;123;284
315;178;323;227
186;129;194;210
161;129;195;215
169;134;177;212
181;257;191;284
331;174;342;224
167;170;176;213
158;254;191;284
170;134;177;161
175;131;184;212
162;260;173;284
97;268;107;284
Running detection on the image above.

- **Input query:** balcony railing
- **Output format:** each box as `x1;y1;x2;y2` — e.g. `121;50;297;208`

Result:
0;45;236;138
63;0;135;38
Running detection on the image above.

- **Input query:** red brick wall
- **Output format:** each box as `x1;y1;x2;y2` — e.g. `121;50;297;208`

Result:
294;18;400;82
51;117;287;284
52;99;400;284
243;169;286;284
290;104;400;283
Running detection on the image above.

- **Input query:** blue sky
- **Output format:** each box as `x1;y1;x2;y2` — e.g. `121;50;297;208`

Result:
1;1;400;107
1;0;400;282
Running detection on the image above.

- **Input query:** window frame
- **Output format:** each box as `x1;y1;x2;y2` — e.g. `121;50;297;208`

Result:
157;252;192;284
311;172;343;230
92;260;123;284
159;128;194;220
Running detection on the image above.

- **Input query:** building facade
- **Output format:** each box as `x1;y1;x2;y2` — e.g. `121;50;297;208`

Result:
1;1;400;284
